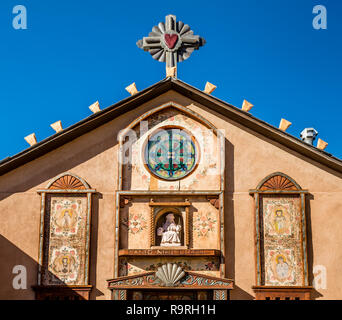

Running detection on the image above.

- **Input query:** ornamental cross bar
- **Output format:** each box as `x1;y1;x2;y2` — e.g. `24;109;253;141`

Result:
137;14;206;77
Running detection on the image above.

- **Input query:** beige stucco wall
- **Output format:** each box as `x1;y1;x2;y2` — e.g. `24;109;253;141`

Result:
0;89;341;299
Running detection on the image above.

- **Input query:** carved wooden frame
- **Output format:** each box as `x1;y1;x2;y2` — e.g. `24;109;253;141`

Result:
249;172;312;300
149;200;191;248
35;173;96;300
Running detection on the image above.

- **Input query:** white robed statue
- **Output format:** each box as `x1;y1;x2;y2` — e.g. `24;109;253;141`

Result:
157;213;182;247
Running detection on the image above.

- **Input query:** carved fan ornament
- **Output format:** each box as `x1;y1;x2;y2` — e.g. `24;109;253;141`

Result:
260;175;298;191
49;175;86;190
155;263;185;287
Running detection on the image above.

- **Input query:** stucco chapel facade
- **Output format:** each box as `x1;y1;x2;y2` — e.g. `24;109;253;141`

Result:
1;77;342;300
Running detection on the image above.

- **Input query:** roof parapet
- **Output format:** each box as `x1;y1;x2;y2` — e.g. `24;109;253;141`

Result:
1;78;340;177
125;83;139;96
24;133;37;147
317;138;328;150
242;99;253;112
50;120;63;133
279;118;292;132
89;101;101;114
204;82;216;95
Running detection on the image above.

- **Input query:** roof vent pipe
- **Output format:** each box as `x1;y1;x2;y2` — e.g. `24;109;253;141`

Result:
300;128;318;145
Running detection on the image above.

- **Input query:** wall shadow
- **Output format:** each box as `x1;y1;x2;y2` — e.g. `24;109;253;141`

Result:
231;285;255;300
223;138;254;299
306;193;323;300
0;234;87;299
89;192;105;299
0;189;104;300
224;138;235;281
0;234;37;299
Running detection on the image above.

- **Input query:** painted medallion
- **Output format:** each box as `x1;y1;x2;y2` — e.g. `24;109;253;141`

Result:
145;128;196;180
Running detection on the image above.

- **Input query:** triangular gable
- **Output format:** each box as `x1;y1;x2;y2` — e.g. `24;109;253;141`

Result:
107;271;233;290
1;77;341;176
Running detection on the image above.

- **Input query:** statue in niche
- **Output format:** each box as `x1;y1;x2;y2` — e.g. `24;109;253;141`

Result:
157;213;182;247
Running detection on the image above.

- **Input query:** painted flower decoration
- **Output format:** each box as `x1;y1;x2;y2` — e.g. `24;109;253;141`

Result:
128;213;147;234
193;213;217;237
205;261;218;271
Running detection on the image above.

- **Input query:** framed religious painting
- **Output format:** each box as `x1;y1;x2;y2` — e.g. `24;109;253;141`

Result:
33;173;96;300
250;172;312;300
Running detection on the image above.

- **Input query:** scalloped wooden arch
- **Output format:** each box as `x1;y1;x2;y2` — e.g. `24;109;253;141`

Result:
154;207;183;225
47;173;90;190
256;172;302;191
117;101;225;192
118;101;219;141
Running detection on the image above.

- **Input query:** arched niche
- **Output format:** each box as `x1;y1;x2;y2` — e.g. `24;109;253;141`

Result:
250;172;312;300
154;207;184;247
149;200;191;249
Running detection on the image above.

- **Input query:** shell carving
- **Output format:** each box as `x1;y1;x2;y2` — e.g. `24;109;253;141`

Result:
260;175;297;191
155;263;185;287
49;175;86;190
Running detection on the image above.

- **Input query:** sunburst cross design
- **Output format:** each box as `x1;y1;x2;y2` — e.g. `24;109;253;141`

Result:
137;14;206;77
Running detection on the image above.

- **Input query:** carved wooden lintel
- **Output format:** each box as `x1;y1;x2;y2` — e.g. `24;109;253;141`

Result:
118;248;221;257
149;201;191;207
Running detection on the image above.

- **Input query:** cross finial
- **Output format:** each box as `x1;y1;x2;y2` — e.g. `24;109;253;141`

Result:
137;14;206;78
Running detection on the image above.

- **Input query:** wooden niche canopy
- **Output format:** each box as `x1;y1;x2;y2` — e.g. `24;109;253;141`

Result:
249;172;313;300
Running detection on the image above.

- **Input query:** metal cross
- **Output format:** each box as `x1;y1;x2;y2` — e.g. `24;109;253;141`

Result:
137;14;206;77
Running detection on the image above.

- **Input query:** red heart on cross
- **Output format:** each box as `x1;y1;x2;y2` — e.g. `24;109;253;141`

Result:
164;34;178;49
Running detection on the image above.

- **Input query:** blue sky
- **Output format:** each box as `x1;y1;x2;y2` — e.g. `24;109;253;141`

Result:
0;0;341;161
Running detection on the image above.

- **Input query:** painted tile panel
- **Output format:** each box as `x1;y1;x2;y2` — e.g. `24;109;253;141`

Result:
42;195;88;285
261;196;304;286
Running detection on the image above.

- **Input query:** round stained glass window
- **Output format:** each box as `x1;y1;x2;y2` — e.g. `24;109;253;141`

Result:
145;128;197;180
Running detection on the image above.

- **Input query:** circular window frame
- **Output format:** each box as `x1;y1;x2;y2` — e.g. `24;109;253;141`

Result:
143;126;200;181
